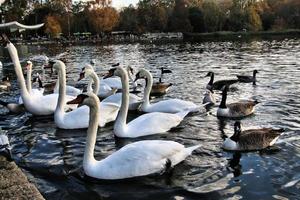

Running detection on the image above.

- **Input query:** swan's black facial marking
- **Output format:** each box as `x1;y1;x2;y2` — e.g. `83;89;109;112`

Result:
67;94;89;105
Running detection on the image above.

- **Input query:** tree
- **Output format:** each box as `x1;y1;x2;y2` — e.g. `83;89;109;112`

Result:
246;5;262;31
202;0;224;32
168;0;192;32
87;7;119;33
188;7;205;32
45;15;62;38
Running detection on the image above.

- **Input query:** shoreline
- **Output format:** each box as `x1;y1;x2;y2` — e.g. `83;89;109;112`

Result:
0;155;45;200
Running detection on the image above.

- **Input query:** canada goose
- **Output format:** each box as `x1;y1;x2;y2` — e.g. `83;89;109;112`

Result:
0;131;12;161
237;70;258;85
205;72;238;91
217;85;259;118
151;67;173;96
0;100;25;114
223;121;284;151
0;76;11;91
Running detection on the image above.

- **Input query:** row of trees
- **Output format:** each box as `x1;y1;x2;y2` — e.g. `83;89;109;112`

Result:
0;0;299;38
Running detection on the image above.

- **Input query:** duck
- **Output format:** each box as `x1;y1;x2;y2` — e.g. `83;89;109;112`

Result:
3;37;77;115
68;91;200;179
0;76;11;91
223;121;284;151
237;70;258;85
0;100;26;114
202;89;216;105
205;71;238;91
108;67;189;138
217;85;259;118
53;60;119;129
134;68;199;114
0;130;12;161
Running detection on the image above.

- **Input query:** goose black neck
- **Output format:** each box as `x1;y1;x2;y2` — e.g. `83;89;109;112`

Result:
38;77;43;88
253;71;257;85
231;125;241;142
219;87;227;108
208;73;214;85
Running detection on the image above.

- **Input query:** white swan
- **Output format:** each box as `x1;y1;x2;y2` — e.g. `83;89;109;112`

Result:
79;64;117;98
135;69;199;113
81;65;142;110
111;67;189;138
71;92;200;180
53;61;119;129
18;61;44;104
53;77;82;97
102;66;136;90
5;41;77;115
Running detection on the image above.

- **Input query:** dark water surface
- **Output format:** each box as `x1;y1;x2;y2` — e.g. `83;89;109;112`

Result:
1;38;300;200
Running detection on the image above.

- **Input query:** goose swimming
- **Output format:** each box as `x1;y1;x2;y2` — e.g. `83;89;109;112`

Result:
237;70;258;85
205;71;238;91
217;85;259;118
68;92;200;179
223;121;284;151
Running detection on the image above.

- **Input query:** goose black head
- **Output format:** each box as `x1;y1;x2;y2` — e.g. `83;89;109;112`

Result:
205;71;214;77
78;66;85;81
134;71;141;82
0;34;10;47
161;67;172;74
231;121;242;142
112;63;120;67
103;68;117;79
253;70;258;74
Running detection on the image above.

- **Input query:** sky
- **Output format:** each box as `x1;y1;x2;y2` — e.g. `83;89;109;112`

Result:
111;0;139;8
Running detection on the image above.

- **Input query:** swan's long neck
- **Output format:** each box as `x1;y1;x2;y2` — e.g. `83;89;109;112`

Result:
83;95;99;168
55;64;67;114
26;64;32;93
89;71;100;94
143;70;153;107
7;43;30;100
115;68;129;129
54;79;59;91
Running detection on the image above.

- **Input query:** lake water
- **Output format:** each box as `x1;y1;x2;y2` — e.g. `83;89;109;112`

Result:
1;38;300;199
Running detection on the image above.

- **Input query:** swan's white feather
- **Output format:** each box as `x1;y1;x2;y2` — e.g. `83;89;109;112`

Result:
142;99;199;113
86;140;199;180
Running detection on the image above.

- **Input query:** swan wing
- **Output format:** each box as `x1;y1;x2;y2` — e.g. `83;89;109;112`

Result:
147;99;198;113
99;102;120;126
126;112;185;137
89;140;198;179
101;77;122;89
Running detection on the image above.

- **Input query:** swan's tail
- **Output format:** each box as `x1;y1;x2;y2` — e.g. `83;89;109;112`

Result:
185;144;201;155
176;109;190;119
